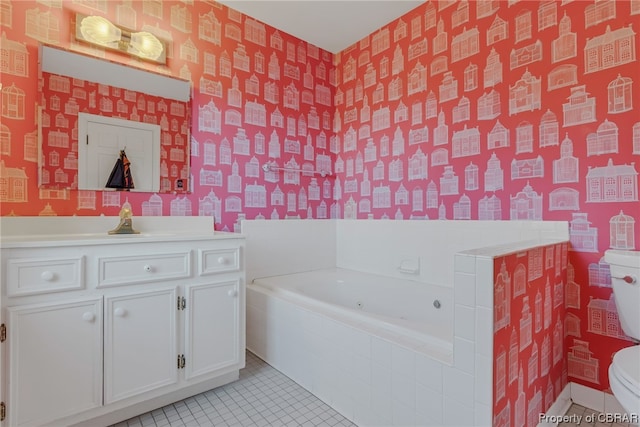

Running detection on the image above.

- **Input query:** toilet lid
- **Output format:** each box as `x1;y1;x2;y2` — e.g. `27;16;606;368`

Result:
612;346;640;395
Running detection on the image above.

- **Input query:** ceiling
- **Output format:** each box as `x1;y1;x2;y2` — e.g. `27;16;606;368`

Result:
216;1;426;54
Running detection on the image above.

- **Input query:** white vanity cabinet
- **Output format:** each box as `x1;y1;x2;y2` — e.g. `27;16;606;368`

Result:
183;280;241;382
0;222;245;427
7;297;103;426
104;288;179;405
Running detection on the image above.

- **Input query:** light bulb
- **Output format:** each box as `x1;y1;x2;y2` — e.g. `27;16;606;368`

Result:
129;32;164;60
80;15;121;46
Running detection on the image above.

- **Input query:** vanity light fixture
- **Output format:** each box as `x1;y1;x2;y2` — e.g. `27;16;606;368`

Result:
75;13;167;64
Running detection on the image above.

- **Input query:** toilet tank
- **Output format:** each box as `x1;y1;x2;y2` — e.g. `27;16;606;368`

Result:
604;250;640;340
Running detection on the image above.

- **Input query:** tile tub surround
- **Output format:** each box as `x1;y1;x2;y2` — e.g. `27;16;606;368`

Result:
242;219;569;286
244;218;569;425
241;219;336;282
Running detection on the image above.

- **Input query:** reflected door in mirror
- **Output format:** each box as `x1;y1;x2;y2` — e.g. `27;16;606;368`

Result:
78;113;160;192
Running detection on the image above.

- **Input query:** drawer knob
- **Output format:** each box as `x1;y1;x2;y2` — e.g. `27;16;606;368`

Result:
114;307;127;317
218;257;229;265
82;312;96;322
144;264;152;272
227;289;238;298
41;271;55;281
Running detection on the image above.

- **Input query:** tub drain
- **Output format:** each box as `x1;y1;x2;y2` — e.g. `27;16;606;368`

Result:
356;301;364;309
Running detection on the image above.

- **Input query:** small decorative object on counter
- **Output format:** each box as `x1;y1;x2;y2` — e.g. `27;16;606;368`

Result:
108;200;140;234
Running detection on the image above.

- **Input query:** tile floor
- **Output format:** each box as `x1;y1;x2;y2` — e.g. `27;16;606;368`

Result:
559;403;634;427
113;351;357;427
114;354;636;427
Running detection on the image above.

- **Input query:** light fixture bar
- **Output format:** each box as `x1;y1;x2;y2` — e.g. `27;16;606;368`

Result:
75;13;167;64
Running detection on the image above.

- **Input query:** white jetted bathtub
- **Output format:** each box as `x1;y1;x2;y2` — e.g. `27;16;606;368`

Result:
247;267;454;426
249;268;453;360
243;218;571;426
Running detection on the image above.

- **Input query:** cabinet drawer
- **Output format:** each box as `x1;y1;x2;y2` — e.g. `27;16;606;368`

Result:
98;252;191;288
199;247;240;275
8;256;84;296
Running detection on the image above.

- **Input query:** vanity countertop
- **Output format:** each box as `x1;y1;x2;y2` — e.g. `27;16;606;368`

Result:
0;216;243;248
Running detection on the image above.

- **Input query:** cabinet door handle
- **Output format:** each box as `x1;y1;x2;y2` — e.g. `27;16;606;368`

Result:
227;289;238;298
41;271;55;281
144;264;153;272
217;257;229;265
82;312;96;322
114;307;127;317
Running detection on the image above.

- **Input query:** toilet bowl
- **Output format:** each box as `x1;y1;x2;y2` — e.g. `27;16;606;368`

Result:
604;249;640;421
608;346;640;420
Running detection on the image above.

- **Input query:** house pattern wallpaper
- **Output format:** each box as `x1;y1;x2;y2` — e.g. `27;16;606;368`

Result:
0;0;335;221
39;70;191;196
331;0;640;404
492;243;568;427
1;0;640;420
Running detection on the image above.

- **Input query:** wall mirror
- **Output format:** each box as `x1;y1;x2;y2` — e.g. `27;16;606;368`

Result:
38;45;191;193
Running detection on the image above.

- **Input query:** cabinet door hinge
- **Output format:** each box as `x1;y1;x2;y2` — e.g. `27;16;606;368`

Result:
1;401;6;422
177;354;185;369
177;296;186;311
0;323;6;343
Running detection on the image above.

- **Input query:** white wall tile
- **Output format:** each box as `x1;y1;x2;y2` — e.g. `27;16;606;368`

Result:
475;257;494;309
475;353;492;406
371;362;392;397
243;219;336;281
443;396;475;426
474;402;492;426
415;352;444;392
371;367;393;422
353;353;372;384
348;327;371;358
416;382;444;424
454;337;475;375
392;373;416;409
443;367;475;407
455;253;476;274
391;344;416;377
475;306;493;357
454;272;476;307
332;372;355;421
392;398;416;427
455;304;476;342
353;399;377;427
371;337;392;368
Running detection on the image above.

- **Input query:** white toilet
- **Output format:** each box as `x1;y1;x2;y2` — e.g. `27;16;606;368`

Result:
604;249;640;420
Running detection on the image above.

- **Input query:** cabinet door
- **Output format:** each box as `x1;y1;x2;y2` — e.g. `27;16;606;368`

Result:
104;288;178;404
8;298;102;427
184;280;240;381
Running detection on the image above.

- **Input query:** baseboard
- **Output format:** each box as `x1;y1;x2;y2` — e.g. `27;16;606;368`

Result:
570;382;628;416
539;382;630;427
537;383;572;427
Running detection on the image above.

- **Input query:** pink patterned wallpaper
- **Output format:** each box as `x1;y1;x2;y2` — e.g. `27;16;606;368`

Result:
332;0;640;401
493;243;568;427
0;1;335;222
1;0;640;413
